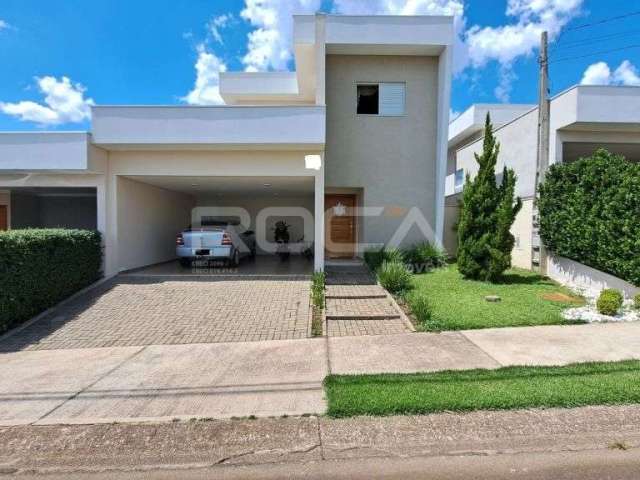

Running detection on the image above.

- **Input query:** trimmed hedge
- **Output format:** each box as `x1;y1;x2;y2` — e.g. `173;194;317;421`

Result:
0;229;102;335
538;149;640;286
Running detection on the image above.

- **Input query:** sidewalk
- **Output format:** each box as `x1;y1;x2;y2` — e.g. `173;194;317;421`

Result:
2;322;640;425
329;322;640;374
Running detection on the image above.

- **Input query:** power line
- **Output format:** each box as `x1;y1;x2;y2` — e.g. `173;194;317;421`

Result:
564;10;640;32
549;43;640;64
552;28;640;51
550;9;640;54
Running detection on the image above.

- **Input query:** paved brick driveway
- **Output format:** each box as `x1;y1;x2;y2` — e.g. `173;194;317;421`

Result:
0;276;311;352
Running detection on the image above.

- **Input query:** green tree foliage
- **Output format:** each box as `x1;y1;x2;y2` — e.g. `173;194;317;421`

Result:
457;114;522;282
538;149;640;286
0;229;102;334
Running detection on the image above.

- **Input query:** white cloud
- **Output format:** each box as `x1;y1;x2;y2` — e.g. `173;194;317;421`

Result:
183;44;227;105
581;60;640;87
613;60;640;86
580;61;611;85
0;76;94;125
334;0;468;72
466;0;584;65
240;0;322;72
208;13;233;44
466;0;583;101
0;19;9;30
494;65;518;102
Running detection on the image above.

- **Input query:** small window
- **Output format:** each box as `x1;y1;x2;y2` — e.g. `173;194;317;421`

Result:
454;169;464;190
379;83;405;116
357;84;379;115
357;83;405;116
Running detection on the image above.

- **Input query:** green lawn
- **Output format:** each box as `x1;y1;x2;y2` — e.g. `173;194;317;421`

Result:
408;264;584;331
325;361;640;418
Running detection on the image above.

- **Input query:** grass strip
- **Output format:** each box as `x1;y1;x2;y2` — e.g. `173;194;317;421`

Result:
325;360;640;417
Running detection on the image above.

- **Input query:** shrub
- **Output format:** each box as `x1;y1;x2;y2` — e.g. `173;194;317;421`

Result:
0;229;102;335
311;271;325;309
406;292;438;331
383;247;405;264
538;149;640;286
364;248;386;272
364;247;405;272
457;113;522;282
634;293;640;311
596;289;623;316
404;242;447;272
377;261;412;294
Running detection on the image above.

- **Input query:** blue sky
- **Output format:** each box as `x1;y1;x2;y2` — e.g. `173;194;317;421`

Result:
0;0;639;131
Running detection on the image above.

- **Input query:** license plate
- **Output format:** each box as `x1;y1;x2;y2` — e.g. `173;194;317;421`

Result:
196;249;210;256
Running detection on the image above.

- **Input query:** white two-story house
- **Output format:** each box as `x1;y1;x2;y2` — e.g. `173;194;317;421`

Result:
0;14;453;275
445;86;640;271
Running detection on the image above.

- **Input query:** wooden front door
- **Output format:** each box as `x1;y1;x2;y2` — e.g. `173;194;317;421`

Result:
325;194;356;258
0;206;7;231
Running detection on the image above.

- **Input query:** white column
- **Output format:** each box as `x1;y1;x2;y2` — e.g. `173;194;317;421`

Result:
314;14;326;106
434;45;452;248
95;179;111;276
104;171;119;276
314;160;325;272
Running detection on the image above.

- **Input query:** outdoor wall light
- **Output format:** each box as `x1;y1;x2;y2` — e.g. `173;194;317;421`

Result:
305;154;322;170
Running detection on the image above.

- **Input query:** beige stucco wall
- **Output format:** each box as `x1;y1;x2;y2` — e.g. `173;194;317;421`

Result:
510;198;533;269
107;150;320;178
116;176;195;272
325;54;439;251
455;108;538;199
443;194;460;256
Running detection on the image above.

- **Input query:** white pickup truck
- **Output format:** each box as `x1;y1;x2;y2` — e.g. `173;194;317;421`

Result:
176;222;256;267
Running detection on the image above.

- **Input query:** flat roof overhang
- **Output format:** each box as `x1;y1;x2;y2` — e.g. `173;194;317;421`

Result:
448;104;536;147
0;132;107;173
552;85;640;131
294;14;454;50
91;105;326;150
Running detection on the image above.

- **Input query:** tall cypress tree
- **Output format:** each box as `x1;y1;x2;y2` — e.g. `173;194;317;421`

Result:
457;113;522;282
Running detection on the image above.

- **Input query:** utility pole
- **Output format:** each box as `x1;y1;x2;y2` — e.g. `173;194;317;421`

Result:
533;31;550;274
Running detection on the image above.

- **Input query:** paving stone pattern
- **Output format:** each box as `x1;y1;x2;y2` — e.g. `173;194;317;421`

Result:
0;276;311;351
324;265;412;337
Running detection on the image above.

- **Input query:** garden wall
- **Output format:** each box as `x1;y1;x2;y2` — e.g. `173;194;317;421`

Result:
548;255;640;300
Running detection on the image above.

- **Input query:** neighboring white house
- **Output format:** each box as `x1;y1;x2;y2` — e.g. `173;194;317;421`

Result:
0;14;454;275
445;85;640;270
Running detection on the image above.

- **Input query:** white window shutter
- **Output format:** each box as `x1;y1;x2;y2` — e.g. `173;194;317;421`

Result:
379;83;405;116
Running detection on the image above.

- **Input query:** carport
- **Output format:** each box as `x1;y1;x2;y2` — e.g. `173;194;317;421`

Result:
91;105;326;276
115;175;316;276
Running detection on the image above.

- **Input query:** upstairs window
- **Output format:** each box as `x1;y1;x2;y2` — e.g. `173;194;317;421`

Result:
454;168;465;190
357;83;406;116
357;84;379;114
